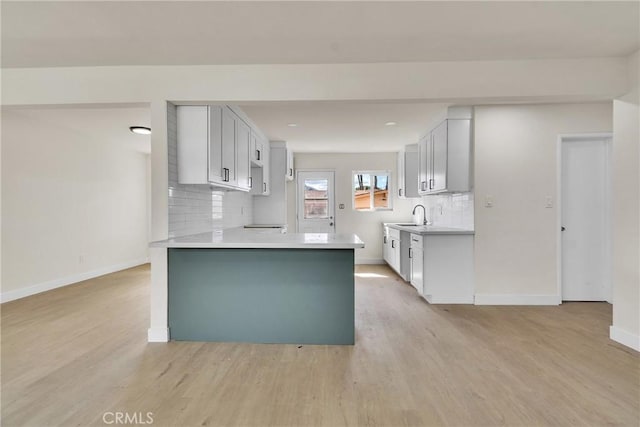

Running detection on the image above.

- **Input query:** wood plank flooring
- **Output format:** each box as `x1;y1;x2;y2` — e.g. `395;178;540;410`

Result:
1;264;638;426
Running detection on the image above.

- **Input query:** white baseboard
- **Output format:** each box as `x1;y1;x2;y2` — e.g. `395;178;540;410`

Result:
610;326;640;352
356;258;385;265
424;294;474;304
474;293;561;306
1;257;150;303
148;327;170;343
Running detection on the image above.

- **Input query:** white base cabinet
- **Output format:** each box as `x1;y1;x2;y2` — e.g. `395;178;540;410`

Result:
413;234;474;304
383;225;410;280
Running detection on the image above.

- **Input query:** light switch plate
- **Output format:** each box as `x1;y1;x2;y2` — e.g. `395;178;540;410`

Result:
484;196;494;208
339;203;345;209
545;196;553;208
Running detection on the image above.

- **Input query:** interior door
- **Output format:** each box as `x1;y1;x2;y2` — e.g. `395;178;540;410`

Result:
297;171;335;233
561;137;610;301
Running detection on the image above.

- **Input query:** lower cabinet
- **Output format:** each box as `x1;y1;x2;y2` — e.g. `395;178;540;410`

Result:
417;234;474;304
409;234;423;292
383;226;410;281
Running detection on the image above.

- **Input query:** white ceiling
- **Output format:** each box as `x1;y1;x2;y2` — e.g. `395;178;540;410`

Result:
4;106;152;154
2;1;634;153
239;101;450;152
2;1;638;68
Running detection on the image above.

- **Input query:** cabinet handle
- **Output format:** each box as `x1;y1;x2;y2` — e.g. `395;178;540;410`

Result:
429;179;434;190
289;168;293;177
249;177;252;188
383;236;387;244
263;182;267;192
409;248;413;258
223;168;229;182
399;188;403;197
256;150;261;161
412;238;419;242
391;240;396;249
421;181;427;191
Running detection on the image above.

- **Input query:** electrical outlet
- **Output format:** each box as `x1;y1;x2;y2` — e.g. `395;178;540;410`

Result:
545;196;553;208
484;196;494;208
339;204;345;209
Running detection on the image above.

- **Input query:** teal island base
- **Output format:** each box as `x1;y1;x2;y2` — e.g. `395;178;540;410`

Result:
168;248;355;345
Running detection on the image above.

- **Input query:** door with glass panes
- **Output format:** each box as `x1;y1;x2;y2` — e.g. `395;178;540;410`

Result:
296;171;335;233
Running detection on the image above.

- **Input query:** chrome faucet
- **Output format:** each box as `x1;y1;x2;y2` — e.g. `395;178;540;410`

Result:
412;204;428;225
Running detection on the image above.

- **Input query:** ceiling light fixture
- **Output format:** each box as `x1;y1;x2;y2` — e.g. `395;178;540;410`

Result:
129;126;151;135
385;121;397;126
287;123;298;127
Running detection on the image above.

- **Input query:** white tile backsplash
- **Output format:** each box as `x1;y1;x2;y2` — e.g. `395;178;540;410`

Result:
167;103;253;237
419;192;474;229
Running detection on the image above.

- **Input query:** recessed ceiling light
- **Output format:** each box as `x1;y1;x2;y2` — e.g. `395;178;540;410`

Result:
385;121;397;126
129;126;151;135
287;123;298;127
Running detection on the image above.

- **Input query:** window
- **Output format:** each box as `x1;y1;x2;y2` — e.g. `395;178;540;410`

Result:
303;179;329;218
353;171;392;211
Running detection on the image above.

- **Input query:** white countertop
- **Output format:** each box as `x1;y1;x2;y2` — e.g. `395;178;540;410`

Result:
384;223;474;235
150;228;365;249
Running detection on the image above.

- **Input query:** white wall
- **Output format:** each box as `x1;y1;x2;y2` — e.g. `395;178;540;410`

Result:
287;153;419;263
611;51;640;350
474;103;613;303
1;108;150;301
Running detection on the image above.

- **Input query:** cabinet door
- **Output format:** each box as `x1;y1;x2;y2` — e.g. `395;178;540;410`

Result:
431;120;448;192
236;118;251;190
207;106;224;184
261;138;271;195
418;136;429;195
286;149;294;181
389;238;397;269
221;108;237;186
410;247;424;293
397;151;405;198
250;131;264;166
382;234;390;264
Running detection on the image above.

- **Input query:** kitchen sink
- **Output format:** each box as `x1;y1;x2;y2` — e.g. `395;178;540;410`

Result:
390;223;420;226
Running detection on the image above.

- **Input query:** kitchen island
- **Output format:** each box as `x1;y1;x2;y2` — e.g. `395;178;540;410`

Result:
149;228;364;345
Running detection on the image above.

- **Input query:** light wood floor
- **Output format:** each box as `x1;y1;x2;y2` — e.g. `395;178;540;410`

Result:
2;264;638;427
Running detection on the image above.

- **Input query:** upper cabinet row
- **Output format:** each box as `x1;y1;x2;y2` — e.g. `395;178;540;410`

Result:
177;105;272;194
398;117;473;198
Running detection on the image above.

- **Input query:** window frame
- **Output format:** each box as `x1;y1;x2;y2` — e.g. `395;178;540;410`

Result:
352;170;393;212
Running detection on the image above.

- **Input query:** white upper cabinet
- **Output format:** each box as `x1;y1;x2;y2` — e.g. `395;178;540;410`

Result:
251;137;271;196
285;148;294;181
235;117;251;191
397;144;419;198
418;135;429;194
250;131;264;167
177;105;267;192
220;107;238;187
418;118;472;195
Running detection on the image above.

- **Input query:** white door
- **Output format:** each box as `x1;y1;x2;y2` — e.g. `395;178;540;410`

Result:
297;171;335;233
561;136;611;301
